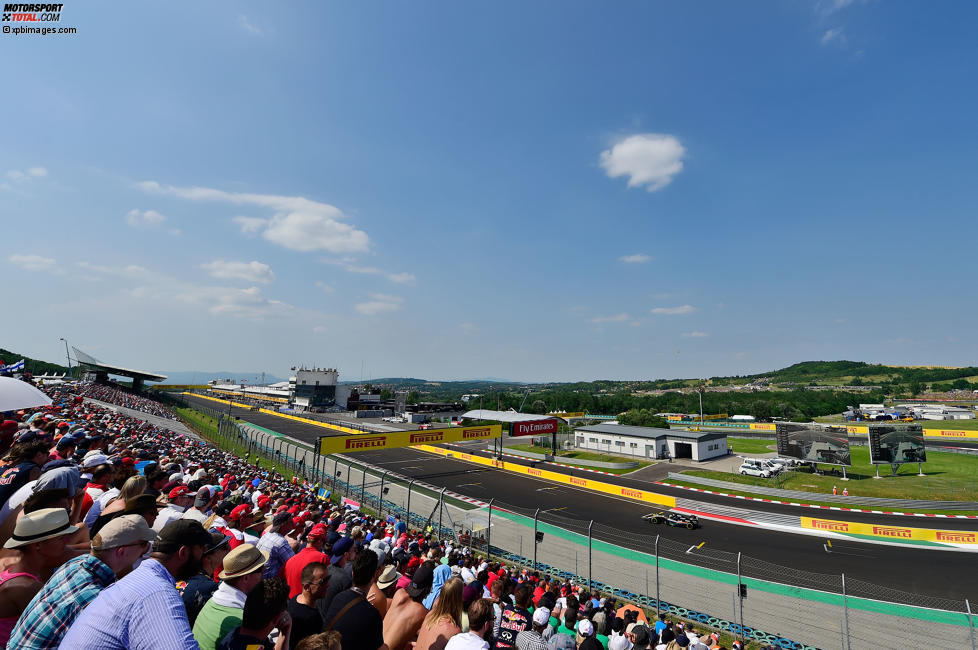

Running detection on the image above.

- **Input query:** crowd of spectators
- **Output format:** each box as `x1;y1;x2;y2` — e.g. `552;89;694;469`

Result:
0;381;745;650
75;382;177;420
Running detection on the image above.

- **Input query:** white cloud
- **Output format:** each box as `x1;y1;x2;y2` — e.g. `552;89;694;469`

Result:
315;281;335;294
355;293;403;315
619;253;651;264
238;14;263;36
233;216;267;235
387;272;416;285
8;254;59;274
139;181;369;254
202;260;275;284
5;166;47;183
600;134;686;192
682;331;708;338
126;209;167;227
821;27;845;45
177;285;291;320
321;258;416;285
590;313;631;324
651;304;696;315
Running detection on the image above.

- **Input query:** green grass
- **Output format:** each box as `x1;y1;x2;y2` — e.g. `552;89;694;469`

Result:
684;445;978;502
506;444;652;474
726;437;778;454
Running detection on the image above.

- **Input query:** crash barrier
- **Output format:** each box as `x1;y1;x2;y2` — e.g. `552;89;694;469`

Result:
182;403;978;650
667;472;978;511
180;392;369;434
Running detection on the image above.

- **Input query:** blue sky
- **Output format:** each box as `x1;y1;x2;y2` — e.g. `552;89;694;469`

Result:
3;1;977;382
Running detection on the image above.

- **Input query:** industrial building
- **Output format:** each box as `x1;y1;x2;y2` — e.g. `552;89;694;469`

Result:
573;423;729;461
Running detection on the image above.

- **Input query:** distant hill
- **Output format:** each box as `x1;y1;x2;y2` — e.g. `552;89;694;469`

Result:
0;348;70;376
708;360;978;387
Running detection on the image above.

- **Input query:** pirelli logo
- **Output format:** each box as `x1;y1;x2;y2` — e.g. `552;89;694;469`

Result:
810;519;850;532
569;477;588;487
621;488;643;499
409;432;444;444
345;436;387;450
936;531;977;543
939;431;966;437
528;468;542;476
462;427;491;439
872;526;912;539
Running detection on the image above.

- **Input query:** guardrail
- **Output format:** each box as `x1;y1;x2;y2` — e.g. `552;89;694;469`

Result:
175;399;978;650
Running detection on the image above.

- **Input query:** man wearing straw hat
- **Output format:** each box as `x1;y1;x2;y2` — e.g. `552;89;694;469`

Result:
9;513;157;649
0;507;80;648
193;542;269;650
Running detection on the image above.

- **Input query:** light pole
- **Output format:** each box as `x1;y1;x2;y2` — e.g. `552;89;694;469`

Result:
59;338;71;378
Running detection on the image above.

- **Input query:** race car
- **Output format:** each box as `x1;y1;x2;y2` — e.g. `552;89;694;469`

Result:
642;511;700;530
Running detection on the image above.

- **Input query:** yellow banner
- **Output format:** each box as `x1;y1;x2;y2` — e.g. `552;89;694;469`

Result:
800;516;978;545
318;425;501;455
416;445;676;508
749;423;777;431
549;412;586;419
845;425;978;440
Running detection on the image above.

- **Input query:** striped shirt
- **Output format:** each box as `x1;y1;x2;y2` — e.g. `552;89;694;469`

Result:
59;558;199;650
8;554;116;650
255;531;294;579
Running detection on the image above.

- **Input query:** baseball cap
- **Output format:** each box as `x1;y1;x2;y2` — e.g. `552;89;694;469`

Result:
578;619;595;637
330;536;354;564
405;562;435;598
92;514;158;550
155;519;212;553
168;485;191;500
229;504;252;522
532;607;551;626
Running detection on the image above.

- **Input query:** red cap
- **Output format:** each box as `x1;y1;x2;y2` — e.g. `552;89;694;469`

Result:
308;523;328;540
121;457;135;466
168;485;191;499
256;495;270;508
229;504;252;521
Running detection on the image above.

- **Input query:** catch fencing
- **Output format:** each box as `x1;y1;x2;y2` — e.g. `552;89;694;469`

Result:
174;399;977;650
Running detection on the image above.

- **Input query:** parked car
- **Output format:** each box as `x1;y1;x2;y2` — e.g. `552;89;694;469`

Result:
739;463;772;478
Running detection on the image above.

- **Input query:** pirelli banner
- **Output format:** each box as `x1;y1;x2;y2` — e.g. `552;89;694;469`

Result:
318;425;501;456
800;516;978;548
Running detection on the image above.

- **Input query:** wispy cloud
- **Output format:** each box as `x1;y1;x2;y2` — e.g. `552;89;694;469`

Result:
600;134;686;192
5;167;47;183
8;253;60;274
321;258;416;285
821;27;845;45
651;304;696;315
355;293;404;316
315;281;335;294
139;181;369;254
126;208;166;227
202;260;275;285
681;331;708;338
589;313;631;324
459;322;478;332
619;253;652;264
238;15;263;36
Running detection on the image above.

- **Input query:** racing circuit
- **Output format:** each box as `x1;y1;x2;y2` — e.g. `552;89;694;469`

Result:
182;393;978;602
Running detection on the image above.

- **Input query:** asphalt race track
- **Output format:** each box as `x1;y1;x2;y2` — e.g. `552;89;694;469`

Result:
184;395;978;601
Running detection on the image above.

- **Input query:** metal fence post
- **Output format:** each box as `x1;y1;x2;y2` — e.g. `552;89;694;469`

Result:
737;552;744;644
654;535;660;614
842;573;850;650
379;471;388;521
587;520;593;592
406;480;415;529
438;487;446;536
533;508;540;571
360;465;367;505
966;598;975;650
487;499;494;560
345;461;353;498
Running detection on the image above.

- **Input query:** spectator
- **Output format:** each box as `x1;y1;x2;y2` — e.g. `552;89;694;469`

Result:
59;518;213;649
256;511;296;579
321;550;386;650
316;535;355;619
0;441;47;508
154;485;194;531
516;607;551;650
416;575;464;650
368;563;400;618
182;532;232;627
286;561;327;650
424;563;454;610
87;474;145;530
0;507;81;646
496;582;533;650
384;561;435;650
193;543;269;650
284;524;329;598
217;577;291;650
295;631;342;650
445;598;494;650
184;486;218;524
9;514;157;649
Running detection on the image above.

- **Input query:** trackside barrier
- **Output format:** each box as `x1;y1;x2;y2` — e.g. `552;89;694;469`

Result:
179;401;977;650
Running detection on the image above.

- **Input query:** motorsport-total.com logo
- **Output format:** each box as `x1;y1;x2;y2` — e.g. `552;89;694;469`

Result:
2;3;63;21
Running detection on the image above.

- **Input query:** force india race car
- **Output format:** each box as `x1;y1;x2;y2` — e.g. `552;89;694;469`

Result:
642;511;700;529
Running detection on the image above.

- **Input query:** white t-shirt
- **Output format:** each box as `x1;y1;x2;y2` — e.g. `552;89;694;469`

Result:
445;632;489;650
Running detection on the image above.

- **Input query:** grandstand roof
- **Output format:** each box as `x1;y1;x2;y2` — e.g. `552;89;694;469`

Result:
72;347;167;383
461;409;561;423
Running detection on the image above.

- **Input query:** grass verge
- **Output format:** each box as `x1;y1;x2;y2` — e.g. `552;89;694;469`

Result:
505;444;653;474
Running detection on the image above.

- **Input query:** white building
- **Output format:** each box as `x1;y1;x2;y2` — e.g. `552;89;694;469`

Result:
574;423;728;461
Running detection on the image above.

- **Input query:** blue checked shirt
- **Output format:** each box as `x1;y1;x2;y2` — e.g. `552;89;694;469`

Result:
59;558;200;650
255;531;294;578
8;554;116;650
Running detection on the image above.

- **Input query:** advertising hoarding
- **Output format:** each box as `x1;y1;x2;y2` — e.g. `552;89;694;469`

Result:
776;423;852;466
318;424;501;455
867;424;926;465
512;419;560;437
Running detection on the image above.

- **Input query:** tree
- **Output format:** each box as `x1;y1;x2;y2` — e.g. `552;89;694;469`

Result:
909;381;924;397
749;400;773;421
